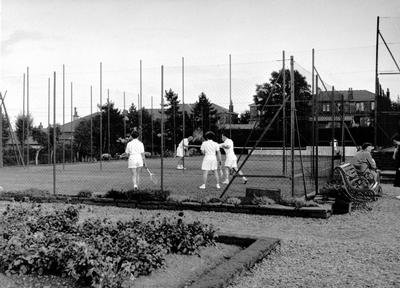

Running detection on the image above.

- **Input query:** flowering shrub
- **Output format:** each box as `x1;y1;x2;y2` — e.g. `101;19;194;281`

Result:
0;204;215;287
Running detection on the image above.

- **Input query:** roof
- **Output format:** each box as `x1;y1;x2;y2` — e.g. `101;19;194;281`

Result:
317;90;376;102
59;112;100;134
146;103;236;120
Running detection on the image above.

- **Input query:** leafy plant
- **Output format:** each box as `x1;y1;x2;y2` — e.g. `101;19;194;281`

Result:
225;197;242;205
77;190;93;198
0;203;215;287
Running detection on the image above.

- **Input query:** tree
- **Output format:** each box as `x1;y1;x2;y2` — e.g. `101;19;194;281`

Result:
164;89;182;151
73;102;124;159
191;92;218;133
239;110;251;124
15;114;33;144
253;69;311;126
1;112;10;148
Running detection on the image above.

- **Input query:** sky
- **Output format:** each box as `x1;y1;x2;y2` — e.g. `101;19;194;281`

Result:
1;0;400;127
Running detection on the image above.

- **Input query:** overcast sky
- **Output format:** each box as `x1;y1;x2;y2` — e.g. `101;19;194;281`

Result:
1;0;400;126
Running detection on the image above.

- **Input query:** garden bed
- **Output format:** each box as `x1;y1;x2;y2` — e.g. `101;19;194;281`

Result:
0;189;332;219
0;202;279;288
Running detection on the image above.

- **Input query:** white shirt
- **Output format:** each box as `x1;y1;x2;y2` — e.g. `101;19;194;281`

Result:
125;139;144;156
220;138;237;160
201;140;220;156
177;138;189;151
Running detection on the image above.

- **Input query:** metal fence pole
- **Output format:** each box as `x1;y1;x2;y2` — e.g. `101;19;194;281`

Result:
26;67;30;166
48;77;51;164
282;50;286;175
63;65;65;168
99;62;103;170
290;56;295;197
53;72;57;195
160;65;164;192
90;86;93;162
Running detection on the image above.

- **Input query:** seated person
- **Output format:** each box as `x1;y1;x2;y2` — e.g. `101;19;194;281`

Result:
352;142;378;182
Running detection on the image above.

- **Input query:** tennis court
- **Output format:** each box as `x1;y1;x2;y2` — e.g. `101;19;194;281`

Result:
0;154;330;199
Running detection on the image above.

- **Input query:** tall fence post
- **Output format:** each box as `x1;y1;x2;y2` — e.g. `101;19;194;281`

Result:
290;56;295;197
160;65;164;192
53;72;57;195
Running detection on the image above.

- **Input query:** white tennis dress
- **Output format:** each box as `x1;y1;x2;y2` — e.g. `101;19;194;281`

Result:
220;138;238;169
125;139;145;168
176;138;189;158
200;140;220;170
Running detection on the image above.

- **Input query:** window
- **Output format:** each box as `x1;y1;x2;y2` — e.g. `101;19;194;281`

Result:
322;104;330;112
371;102;375;111
360;102;364;111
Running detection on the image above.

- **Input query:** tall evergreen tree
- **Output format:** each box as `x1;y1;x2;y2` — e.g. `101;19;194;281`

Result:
191;92;218;133
15;114;33;144
164;89;182;151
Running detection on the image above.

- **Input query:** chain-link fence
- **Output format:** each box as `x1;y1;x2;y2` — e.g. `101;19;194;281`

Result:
0;52;393;200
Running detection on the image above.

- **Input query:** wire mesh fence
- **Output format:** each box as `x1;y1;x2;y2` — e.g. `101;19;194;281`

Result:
0;52;387;200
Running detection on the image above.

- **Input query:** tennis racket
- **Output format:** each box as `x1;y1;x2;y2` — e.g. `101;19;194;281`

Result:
145;167;158;184
192;128;204;142
219;167;224;177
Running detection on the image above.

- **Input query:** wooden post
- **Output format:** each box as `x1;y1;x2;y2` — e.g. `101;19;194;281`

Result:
315;75;319;195
229;54;232;138
341;91;345;162
331;86;335;178
62;65;65;168
311;49;315;176
70;82;73;163
161;65;164;192
374;16;379;147
123;91;126;139
282;50;286;175
48;77;51;164
0;90;2;168
53;72;57;195
182;57;185;168
26;67;30;166
22;74;25;163
139;60;143;140
90;86;93;162
107;89;110;154
99;62;103;170
290;56;295;197
151;96;154;156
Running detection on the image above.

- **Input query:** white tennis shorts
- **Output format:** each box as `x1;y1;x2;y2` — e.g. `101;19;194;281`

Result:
128;155;143;168
224;158;238;169
201;155;218;171
176;148;185;158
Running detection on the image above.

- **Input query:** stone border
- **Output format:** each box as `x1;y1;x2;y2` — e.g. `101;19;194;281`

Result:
0;195;332;218
189;233;280;288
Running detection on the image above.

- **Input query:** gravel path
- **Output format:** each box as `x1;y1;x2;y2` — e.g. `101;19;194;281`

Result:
1;183;400;287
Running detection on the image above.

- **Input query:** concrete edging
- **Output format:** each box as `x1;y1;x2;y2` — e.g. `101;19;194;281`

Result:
189;233;280;288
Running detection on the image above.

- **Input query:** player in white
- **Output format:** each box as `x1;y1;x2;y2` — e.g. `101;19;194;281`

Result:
176;136;193;169
220;133;248;184
199;131;222;189
125;130;146;190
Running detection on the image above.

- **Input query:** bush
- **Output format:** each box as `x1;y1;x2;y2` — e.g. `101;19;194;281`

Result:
279;198;320;209
0;203;216;287
104;189;170;202
225;197;242;205
0;188;50;201
251;196;275;206
77;190;93;198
